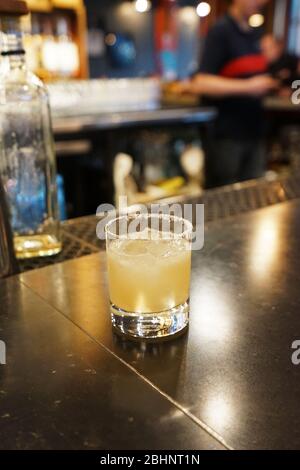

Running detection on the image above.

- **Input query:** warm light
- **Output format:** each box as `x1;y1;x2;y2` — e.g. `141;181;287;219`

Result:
180;7;199;25
196;2;211;18
105;33;117;46
249;14;265;28
118;2;135;16
135;0;151;13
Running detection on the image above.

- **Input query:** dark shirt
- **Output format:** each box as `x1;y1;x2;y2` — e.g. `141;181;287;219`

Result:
268;53;300;86
199;14;267;139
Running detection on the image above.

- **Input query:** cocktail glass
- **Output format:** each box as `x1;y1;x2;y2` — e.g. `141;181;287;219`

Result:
105;213;192;339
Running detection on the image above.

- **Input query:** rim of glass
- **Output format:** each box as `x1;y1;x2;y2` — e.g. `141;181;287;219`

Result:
105;213;193;240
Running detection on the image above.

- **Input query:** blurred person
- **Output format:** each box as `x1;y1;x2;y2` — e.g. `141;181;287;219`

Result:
174;0;278;188
261;34;300;94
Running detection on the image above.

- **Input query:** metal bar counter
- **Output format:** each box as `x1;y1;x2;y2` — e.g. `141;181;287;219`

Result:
264;96;300;113
18;173;300;273
1;178;300;449
52;107;217;136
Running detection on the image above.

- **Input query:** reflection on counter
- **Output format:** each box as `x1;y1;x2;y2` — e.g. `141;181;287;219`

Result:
203;395;234;431
250;216;280;282
190;281;233;342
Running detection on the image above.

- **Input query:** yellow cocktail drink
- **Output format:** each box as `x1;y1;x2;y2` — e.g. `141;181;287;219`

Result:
105;214;192;339
107;235;191;313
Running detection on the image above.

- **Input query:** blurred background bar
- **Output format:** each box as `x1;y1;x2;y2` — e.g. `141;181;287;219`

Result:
21;1;300;81
1;0;300;248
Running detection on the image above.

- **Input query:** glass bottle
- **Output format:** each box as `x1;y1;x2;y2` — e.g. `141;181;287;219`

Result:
0;14;62;259
0;178;18;277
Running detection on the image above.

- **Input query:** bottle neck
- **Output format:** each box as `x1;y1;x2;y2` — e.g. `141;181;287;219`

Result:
0;16;26;71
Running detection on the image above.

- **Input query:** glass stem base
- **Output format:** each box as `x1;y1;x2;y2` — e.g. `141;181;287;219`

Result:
111;301;189;340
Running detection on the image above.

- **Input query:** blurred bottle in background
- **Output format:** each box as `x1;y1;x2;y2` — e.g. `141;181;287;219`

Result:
56;15;79;78
23;12;80;80
41;16;58;78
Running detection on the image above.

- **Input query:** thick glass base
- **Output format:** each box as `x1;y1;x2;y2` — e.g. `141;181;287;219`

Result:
111;300;189;340
14;234;62;259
